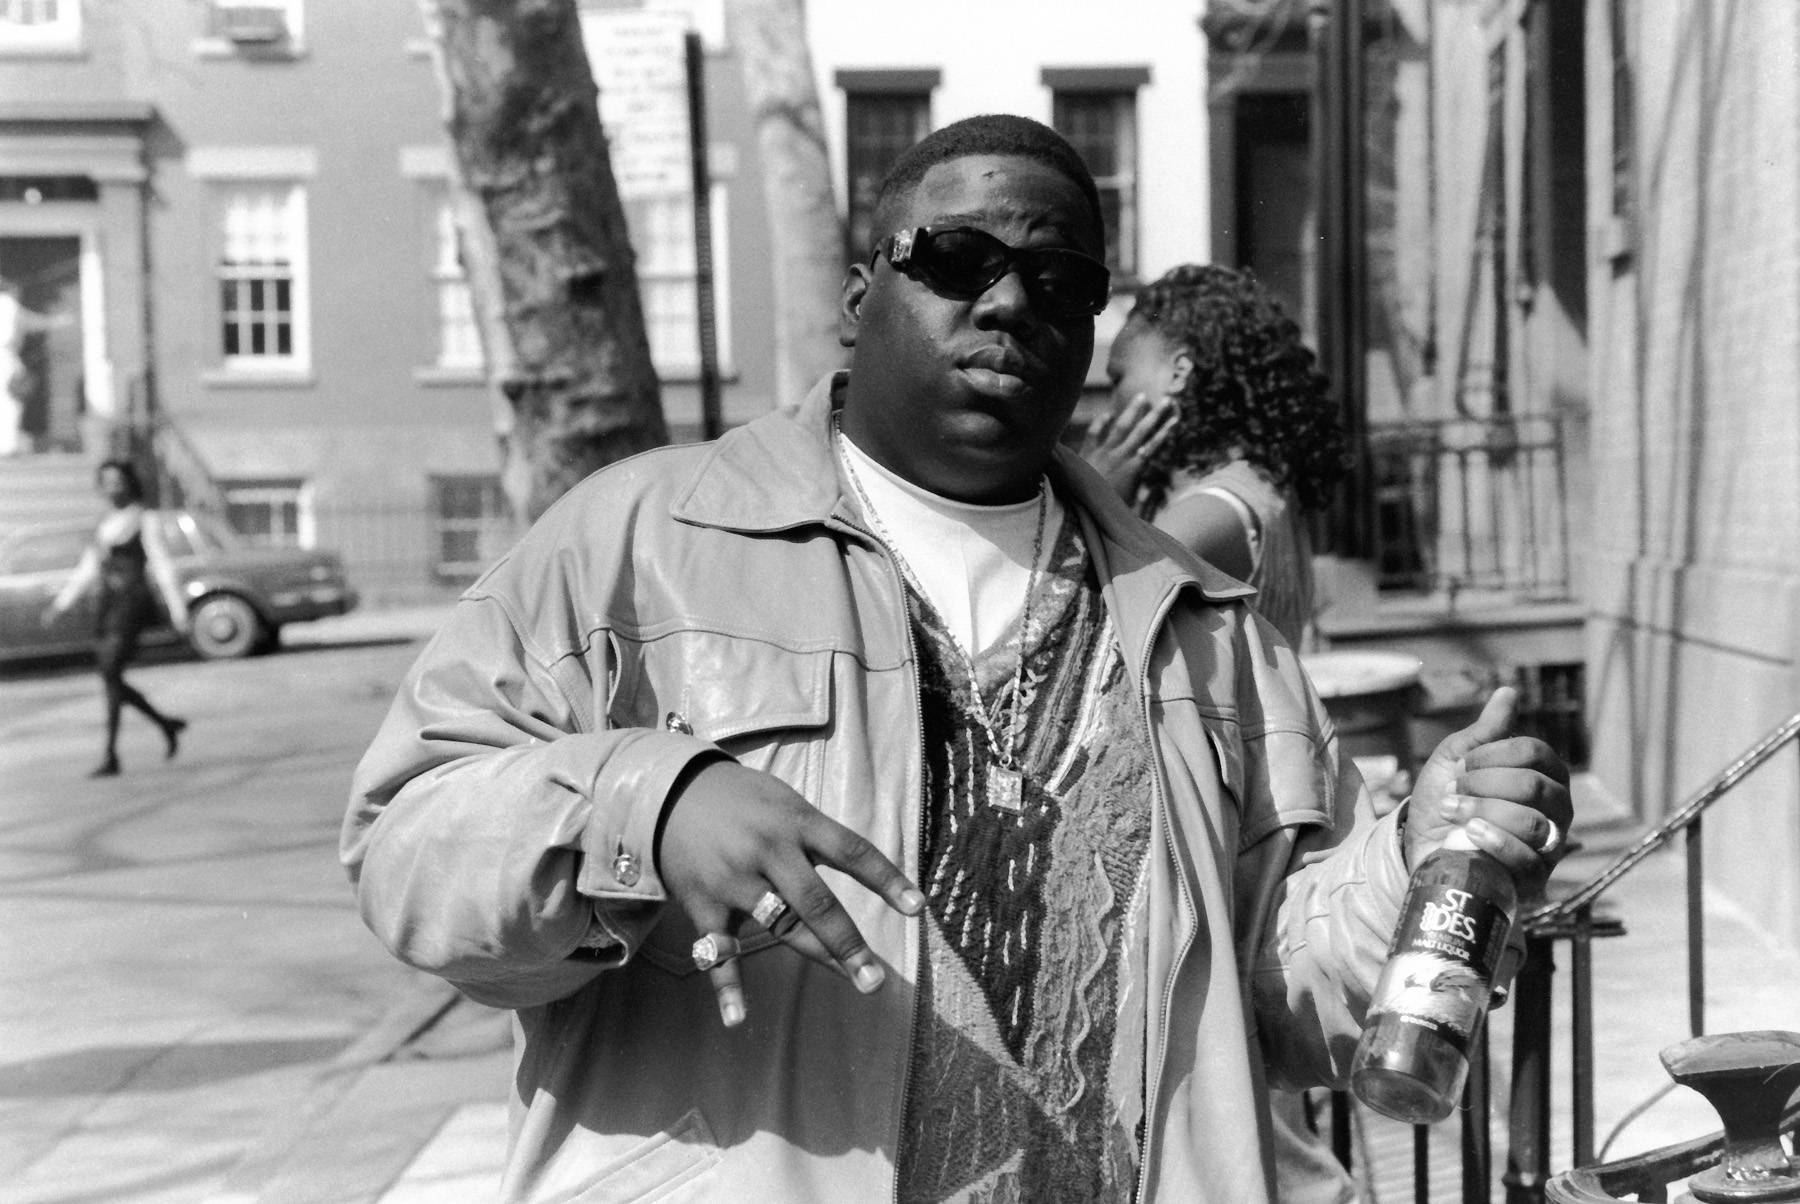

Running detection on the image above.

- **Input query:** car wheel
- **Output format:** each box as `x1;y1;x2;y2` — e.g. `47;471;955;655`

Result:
188;593;266;660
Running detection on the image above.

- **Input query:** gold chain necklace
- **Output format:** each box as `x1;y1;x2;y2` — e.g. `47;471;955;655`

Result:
833;418;1048;814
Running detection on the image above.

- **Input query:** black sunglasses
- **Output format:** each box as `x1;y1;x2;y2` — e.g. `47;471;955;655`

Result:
875;225;1111;318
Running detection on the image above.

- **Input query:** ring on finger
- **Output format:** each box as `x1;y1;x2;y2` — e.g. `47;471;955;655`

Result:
751;890;789;930
691;932;741;972
1539;818;1565;857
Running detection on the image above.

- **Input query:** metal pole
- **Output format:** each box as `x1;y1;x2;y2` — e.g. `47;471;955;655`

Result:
1330;1090;1353;1170
1504;934;1554;1204
684;30;722;441
1338;0;1370;558
1572;905;1596;1167
1464;1024;1492;1204
1688;817;1705;1037
1309;0;1341;388
1415;1125;1430;1204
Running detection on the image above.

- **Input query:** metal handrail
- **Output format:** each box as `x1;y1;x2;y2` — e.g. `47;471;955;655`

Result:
1528;709;1800;926
1496;708;1800;1203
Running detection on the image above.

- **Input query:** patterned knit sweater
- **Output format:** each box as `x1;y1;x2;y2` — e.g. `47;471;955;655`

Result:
896;515;1157;1204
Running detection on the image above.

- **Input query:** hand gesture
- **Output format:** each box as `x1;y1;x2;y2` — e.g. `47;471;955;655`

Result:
657;758;924;1028
1078;392;1180;502
1404;686;1573;886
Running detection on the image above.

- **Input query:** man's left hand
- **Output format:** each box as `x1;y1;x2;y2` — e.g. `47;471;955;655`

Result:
1404;686;1573;885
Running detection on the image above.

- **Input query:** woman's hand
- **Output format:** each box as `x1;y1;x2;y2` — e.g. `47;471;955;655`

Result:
657;758;924;1028
1078;392;1180;502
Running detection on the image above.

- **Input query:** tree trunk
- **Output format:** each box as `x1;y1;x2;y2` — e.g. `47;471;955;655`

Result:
421;0;667;521
730;0;848;406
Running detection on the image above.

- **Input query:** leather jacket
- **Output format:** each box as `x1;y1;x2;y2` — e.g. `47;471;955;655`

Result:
343;378;1409;1203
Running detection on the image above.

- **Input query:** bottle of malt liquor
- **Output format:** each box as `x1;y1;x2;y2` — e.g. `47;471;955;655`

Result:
1351;828;1518;1123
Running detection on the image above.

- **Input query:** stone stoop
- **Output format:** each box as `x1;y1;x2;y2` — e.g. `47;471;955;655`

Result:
0;451;97;534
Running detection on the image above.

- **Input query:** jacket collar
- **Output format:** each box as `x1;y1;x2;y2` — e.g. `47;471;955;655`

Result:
669;371;1256;616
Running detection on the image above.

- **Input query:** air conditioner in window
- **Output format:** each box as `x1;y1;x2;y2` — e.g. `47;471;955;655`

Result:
215;4;289;44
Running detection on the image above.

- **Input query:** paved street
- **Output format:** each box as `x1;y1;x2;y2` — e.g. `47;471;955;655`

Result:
0;609;506;1203
3;607;1797;1203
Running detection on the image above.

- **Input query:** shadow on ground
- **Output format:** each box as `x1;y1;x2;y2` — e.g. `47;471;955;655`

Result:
0;1036;351;1097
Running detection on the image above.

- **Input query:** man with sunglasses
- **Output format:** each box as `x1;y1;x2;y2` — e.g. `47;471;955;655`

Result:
346;114;1570;1203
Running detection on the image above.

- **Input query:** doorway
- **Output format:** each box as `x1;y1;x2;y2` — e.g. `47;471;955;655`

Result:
0;236;85;455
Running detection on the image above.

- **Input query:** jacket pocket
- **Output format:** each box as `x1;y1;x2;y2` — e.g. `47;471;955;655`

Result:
1196;712;1333;848
607;631;833;786
610;633;834;977
554;1107;721;1203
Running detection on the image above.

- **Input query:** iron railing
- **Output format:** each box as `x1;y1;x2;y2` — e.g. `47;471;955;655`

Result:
1326;709;1800;1202
1367;415;1571;600
1506;709;1800;1200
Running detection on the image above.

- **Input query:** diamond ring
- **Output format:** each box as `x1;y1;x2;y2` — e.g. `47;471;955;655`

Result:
751;890;789;930
691;932;741;972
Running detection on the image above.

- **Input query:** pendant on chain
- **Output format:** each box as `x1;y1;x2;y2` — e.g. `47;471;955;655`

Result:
988;765;1026;813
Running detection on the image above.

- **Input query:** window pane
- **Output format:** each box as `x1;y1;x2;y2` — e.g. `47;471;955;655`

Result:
845;93;930;261
441;528;479;566
431;475;509;580
218;184;302;361
1052;91;1137;275
220;480;306;547
226;501;272;539
432;197;485;370
0;0;72;31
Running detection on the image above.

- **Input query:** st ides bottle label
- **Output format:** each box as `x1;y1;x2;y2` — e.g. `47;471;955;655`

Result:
1364;878;1511;1054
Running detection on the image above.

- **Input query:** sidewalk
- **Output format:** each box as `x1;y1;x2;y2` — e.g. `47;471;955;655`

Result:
236;691;1800;1202
280;603;457;652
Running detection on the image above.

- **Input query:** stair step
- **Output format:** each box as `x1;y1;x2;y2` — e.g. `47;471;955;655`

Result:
0;452;99;535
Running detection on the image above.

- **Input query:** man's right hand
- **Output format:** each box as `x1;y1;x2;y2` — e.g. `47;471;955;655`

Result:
656;757;924;1028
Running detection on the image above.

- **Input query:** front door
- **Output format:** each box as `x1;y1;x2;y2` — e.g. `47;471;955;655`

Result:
0;237;84;455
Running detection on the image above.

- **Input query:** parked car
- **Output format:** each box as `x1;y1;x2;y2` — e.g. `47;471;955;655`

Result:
0;509;358;662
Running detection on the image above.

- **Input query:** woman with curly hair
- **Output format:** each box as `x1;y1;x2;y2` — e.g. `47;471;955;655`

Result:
1082;263;1348;649
1084;266;1360;1204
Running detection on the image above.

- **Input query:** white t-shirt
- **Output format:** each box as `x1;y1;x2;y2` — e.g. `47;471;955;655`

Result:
836;430;1064;660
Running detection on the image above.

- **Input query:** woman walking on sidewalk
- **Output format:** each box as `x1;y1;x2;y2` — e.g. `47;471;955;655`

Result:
42;459;189;777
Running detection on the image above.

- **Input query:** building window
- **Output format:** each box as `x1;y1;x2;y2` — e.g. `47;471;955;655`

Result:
1052;89;1140;279
432;200;483;371
1514;662;1589;771
841;85;932;261
215;182;310;372
432;474;510;582
219;477;311;548
621;185;733;381
630;194;699;374
206;0;302;48
0;0;81;52
1231;91;1313;339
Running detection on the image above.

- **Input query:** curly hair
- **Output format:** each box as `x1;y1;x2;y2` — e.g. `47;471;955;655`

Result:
1126;264;1348;515
96;458;147;503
